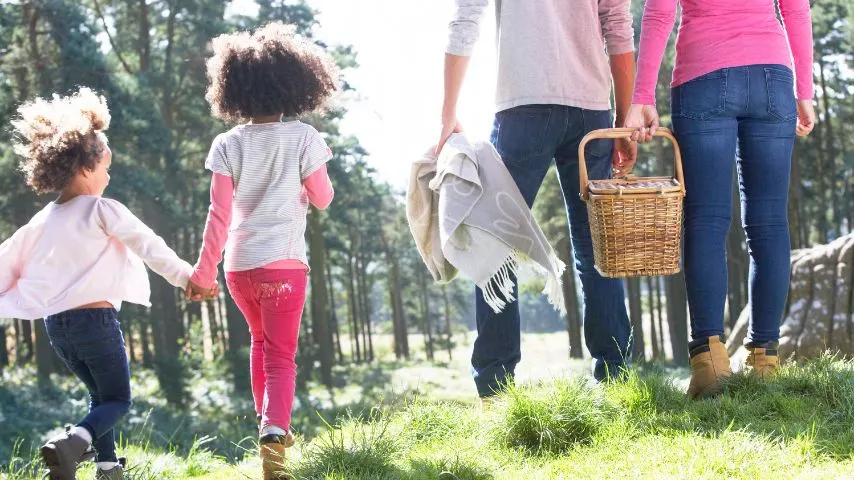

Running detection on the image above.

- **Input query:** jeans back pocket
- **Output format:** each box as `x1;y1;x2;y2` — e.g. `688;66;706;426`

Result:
765;67;798;121
677;69;728;120
493;105;553;161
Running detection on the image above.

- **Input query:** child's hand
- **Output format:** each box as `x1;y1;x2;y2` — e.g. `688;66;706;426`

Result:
186;280;218;302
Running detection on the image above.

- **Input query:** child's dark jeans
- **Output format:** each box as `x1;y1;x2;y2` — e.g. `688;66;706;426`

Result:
44;308;132;463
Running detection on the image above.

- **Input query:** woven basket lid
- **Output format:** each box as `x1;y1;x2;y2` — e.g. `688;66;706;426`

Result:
588;176;683;195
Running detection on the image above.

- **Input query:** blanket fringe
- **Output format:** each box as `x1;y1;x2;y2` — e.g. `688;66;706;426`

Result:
479;250;567;314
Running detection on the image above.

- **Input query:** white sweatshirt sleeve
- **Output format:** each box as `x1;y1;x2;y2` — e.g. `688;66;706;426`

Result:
97;198;193;289
0;228;25;294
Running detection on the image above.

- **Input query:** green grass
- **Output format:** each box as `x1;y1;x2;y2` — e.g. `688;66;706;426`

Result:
3;356;854;479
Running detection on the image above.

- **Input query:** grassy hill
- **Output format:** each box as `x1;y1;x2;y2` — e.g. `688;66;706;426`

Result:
4;355;853;479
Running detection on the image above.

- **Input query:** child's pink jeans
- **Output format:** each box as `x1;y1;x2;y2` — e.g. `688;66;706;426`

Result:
225;268;307;431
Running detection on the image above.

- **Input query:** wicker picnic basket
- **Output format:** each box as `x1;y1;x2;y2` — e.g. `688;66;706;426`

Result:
579;128;685;278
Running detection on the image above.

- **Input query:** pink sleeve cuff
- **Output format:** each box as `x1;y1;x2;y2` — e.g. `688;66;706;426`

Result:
304;164;334;210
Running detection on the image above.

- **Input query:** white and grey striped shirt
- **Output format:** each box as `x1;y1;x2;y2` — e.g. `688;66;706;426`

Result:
206;121;332;272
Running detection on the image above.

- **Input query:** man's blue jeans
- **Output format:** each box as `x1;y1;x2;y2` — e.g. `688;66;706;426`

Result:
672;65;797;346
472;104;632;397
45;308;132;463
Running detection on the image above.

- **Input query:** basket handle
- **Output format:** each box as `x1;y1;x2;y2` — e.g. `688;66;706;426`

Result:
578;128;684;200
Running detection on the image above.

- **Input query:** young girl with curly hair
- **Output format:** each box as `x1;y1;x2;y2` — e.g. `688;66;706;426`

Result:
0;88;206;479
189;22;338;479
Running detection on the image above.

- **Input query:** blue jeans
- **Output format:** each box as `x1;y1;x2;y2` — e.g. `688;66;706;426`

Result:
672;65;797;345
45;309;132;463
471;105;632;396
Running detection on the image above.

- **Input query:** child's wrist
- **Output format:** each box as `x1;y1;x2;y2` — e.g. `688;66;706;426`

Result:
189;269;216;290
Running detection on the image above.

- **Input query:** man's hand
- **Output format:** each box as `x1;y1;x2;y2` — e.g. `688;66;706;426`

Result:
436;113;463;156
186;280;218;302
613;137;637;178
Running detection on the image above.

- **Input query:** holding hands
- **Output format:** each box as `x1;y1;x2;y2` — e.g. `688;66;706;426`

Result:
186;280;218;302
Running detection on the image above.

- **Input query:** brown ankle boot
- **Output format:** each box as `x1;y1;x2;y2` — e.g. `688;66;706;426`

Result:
41;425;93;480
687;335;732;399
745;342;779;379
260;432;294;480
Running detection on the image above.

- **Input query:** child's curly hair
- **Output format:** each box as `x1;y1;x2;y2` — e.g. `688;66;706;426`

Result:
205;22;339;123
12;87;111;194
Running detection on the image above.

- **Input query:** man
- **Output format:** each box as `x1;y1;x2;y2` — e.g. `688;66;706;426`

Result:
437;0;637;398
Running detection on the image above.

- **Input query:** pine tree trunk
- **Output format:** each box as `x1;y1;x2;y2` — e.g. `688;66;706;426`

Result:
19;320;33;365
558;240;583;359
812;89;829;244
140;321;153;367
665;273;689;366
224;267;251;393
384;238;409;360
789;155;806;249
726;171;748;330
123;316;136;364
626;278;645;362
34;320;55;384
144;203;186;407
419;270;434;361
650;278;665;357
346;252;362;362
326;261;344;363
151;274;186;407
212;297;227;357
443;286;453;361
358;254;375;362
201;299;214;362
354;254;367;361
647;277;661;360
308;209;333;387
818;59;838;238
387;263;404;359
0;321;9;368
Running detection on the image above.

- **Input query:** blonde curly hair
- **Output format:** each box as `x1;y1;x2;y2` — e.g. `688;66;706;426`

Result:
12;87;111;193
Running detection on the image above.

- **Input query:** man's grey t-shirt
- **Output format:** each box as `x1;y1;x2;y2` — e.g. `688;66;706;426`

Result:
447;0;635;112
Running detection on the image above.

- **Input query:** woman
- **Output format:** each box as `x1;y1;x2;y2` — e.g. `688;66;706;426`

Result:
624;0;816;399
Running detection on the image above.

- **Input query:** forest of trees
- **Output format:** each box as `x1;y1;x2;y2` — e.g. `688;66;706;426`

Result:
0;0;851;408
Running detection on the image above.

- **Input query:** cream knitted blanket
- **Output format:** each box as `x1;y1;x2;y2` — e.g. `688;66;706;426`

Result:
407;134;566;313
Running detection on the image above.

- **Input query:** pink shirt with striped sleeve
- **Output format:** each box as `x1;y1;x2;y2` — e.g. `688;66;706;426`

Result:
633;0;814;105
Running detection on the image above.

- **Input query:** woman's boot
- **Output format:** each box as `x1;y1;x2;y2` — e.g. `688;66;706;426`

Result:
687;335;732;399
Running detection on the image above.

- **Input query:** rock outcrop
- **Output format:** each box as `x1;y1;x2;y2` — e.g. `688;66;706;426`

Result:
727;233;854;362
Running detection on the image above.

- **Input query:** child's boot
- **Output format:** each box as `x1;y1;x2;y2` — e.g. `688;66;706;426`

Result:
94;457;126;480
260;431;294;480
686;335;732;399
41;425;93;480
745;341;780;379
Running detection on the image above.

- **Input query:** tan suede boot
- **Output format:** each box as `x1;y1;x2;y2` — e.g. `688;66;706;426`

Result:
260;432;294;480
686;335;732;399
745;343;780;379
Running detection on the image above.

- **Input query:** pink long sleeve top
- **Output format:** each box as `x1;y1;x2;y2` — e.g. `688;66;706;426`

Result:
633;0;814;105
